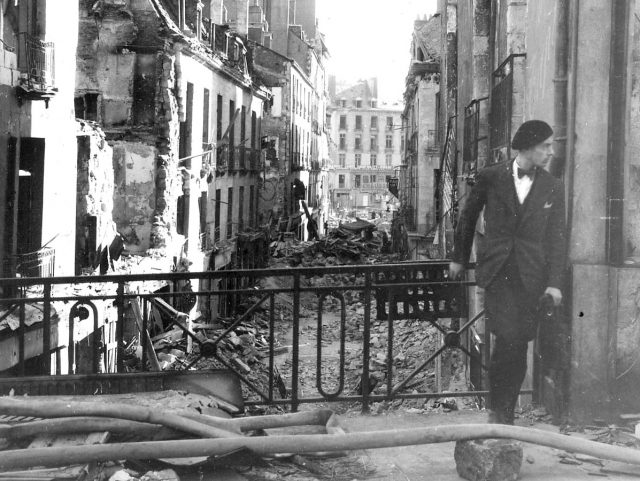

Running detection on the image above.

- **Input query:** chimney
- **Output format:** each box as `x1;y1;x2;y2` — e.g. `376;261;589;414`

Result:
368;77;378;99
268;0;290;55
289;0;296;24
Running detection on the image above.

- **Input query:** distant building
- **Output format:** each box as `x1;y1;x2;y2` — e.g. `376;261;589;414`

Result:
328;78;402;218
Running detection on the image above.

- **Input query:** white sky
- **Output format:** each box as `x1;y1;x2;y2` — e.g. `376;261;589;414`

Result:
316;0;438;102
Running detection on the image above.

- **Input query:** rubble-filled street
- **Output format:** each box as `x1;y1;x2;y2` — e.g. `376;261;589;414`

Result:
3;0;640;478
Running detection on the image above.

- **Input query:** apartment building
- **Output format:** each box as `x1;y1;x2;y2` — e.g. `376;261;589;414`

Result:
0;0;82;276
328;78;402;218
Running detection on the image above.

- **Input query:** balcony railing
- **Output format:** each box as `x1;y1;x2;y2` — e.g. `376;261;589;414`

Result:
16;33;55;104
0;262;482;412
237;146;246;171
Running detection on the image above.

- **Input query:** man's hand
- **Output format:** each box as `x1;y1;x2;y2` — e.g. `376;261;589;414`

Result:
448;262;465;281
544;287;562;306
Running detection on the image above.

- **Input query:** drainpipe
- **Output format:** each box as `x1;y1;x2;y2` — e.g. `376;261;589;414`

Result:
606;0;632;266
175;44;185;122
551;0;569;179
564;0;579;251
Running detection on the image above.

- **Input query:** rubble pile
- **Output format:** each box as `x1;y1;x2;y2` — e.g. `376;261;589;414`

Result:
272;219;394;266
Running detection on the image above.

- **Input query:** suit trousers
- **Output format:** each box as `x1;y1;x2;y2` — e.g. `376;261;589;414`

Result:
485;255;540;424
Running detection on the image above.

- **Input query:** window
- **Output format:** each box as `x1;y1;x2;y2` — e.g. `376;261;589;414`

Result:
339;115;347;129
371;116;378;130
240;106;246;167
355;99;362;108
371;154;377;166
386;134;393;149
386;116;394;131
214;189;221;242
251;111;257;151
370;99;377;108
238;186;244;231
339;174;345;188
216;95;223;141
202;88;210;144
227;187;233;239
340;99;346;107
339;133;346;150
199;192;207;238
229;100;235;165
386;154;392;166
371;175;377;183
355;115;362;130
249;185;255;227
354;174;361;188
179;82;194;161
370;136;378;151
355;154;361;167
355;135;362;150
75;93;99;122
363;175;369;184
339;153;346;167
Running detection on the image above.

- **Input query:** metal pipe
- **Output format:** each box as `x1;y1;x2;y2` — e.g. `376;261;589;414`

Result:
565;0;579;268
3;424;640;470
551;0;570;179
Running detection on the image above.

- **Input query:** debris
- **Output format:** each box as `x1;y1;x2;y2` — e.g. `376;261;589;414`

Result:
454;439;523;481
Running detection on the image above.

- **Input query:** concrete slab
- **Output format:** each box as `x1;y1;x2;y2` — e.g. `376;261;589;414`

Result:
335;409;640;480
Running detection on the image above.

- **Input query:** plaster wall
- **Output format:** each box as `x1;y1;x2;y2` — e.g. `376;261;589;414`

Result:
624;1;640;262
112;141;156;252
523;1;555;123
13;0;80;276
570;0;611;264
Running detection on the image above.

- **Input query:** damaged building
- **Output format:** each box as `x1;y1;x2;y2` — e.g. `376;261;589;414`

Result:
75;0;271;276
400;15;442;260
246;0;331;240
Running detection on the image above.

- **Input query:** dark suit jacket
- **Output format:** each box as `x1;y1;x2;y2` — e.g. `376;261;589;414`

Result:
452;161;566;295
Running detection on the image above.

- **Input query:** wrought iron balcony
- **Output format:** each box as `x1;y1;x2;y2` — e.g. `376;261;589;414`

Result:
16;33;56;106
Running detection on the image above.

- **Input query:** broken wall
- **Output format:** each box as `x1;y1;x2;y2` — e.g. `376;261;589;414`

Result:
76;121;117;273
112;141;157;252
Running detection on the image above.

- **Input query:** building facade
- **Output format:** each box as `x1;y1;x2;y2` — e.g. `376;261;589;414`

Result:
0;0;81;276
435;0;640;423
401;15;442;259
328;78;402;218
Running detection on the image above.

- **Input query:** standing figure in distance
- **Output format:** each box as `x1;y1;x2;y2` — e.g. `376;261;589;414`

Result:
449;120;567;424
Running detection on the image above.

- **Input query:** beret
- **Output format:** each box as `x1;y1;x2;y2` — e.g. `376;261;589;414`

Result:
511;120;553;151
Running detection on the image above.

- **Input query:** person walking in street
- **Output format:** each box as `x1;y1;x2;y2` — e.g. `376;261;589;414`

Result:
448;120;567;424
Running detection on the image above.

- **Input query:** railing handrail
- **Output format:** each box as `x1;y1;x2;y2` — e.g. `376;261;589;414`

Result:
0;261;465;287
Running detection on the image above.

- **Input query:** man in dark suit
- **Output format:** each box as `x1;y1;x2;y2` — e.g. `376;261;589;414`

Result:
449;120;566;424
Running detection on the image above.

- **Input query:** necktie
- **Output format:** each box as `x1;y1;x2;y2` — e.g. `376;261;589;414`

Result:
517;167;535;179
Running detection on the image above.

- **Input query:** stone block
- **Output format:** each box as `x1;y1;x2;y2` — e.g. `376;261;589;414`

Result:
454;439;523;481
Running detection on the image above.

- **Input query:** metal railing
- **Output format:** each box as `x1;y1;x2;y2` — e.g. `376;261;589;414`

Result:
17;32;55;90
0;262;487;412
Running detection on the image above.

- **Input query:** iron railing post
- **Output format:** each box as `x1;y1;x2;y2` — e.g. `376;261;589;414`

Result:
42;282;52;374
291;273;300;412
362;271;372;413
116;282;125;372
